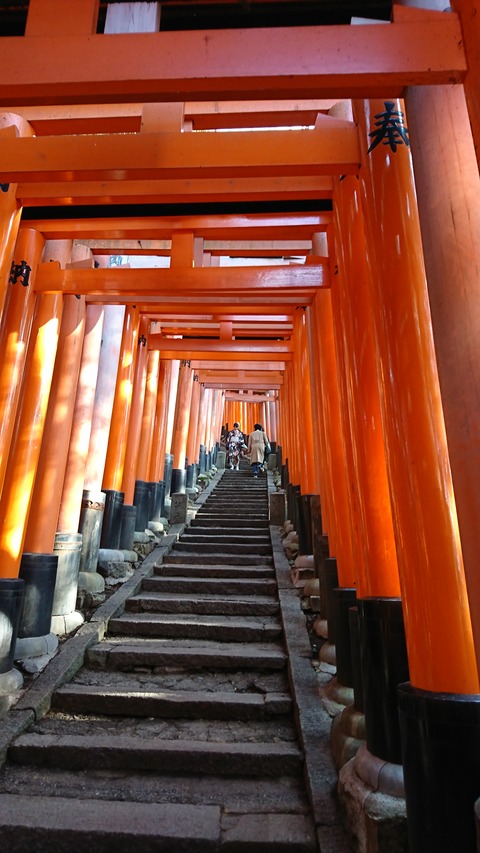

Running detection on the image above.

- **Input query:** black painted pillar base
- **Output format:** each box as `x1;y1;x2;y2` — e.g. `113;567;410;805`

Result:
171;467;187;495
398;682;480;853
358;597;409;765
78;489;105;574
330;587;357;688
133;480;151;532
100;489;124;549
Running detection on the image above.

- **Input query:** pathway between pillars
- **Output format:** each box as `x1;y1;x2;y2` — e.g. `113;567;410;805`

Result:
0;465;352;852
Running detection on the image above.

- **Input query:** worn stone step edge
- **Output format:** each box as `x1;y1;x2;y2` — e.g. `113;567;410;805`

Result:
10;735;303;777
155;564;274;577
187;519;270;540
125;593;279;617
52;685;292;720
181;535;271;545
108;613;282;641
86;642;287;671
142;576;277;595
0;794;221;850
0;794;317;853
172;544;272;555
165;554;272;566
190;519;268;528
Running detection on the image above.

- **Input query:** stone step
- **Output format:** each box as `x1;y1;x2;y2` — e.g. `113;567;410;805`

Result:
52;684;291;720
186;526;270;538
9;734;303;777
125;592;279;617
190;517;268;529
181;533;271;545
86;639;287;671
155;563;274;578
165;553;272;566
142;575;277;595
0;793;316;851
198;495;266;502
0;765;310;813
108;612;283;642
172;542;271;556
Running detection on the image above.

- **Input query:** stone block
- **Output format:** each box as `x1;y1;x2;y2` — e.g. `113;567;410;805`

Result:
267;452;277;470
269;490;286;525
170;492;188;524
216;450;226;469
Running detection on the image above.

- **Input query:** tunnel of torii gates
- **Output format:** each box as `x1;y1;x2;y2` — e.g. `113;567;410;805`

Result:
0;0;479;848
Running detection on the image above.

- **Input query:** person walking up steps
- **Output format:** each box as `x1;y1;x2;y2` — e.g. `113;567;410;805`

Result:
226;422;247;470
247;423;271;478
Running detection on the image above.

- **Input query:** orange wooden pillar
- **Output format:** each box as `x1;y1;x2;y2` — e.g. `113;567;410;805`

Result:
170;360;194;470
196;384;209;451
99;304;140;547
204;389;214;452
136;349;160;482
83;305;123;490
56;304;105;532
354;97;478;694
404;14;480;842
102;305;140;492
0;293;63;578
0;114;34;326
164;359;180;457
404;62;480;673
24;293;86;551
447;0;480;171
148;358;172;482
121;317;150;504
186;374;201;467
354;96;479;850
295;308;317;495
313;289;356;589
306;294;335;552
332;174;400;600
0;227;45;496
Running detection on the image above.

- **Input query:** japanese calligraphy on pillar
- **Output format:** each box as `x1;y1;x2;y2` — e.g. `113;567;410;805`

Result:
368;102;410;154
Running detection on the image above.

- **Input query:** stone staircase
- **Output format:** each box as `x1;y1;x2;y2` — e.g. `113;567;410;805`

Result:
0;466;318;851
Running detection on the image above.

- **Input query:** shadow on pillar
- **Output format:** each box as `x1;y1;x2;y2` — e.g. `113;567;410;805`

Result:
100;489;125;550
399;683;480;853
162;453;174;519
15;553;58;662
359;597;409;766
119;504;137;551
171;468;187;495
0;578;25;715
296;493;314;556
133;480;150;533
51;532;84;636
78;489;106;596
0;579;25;673
329;588;368;770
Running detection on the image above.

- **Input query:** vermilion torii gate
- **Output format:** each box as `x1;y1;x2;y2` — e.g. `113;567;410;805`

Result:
0;1;479;850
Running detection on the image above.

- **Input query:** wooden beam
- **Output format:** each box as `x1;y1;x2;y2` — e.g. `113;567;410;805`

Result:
70;239;313;257
6;100;342;135
0;18;465;105
152;349;292;362
150;336;292;354
0;123;359;183
191;360;286;370
34;263;328;296
26;213;331;241
223;391;280;399
16;176;334;207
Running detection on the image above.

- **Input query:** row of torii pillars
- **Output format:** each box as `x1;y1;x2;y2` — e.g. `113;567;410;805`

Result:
0;5;479;853
0;98;480;851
